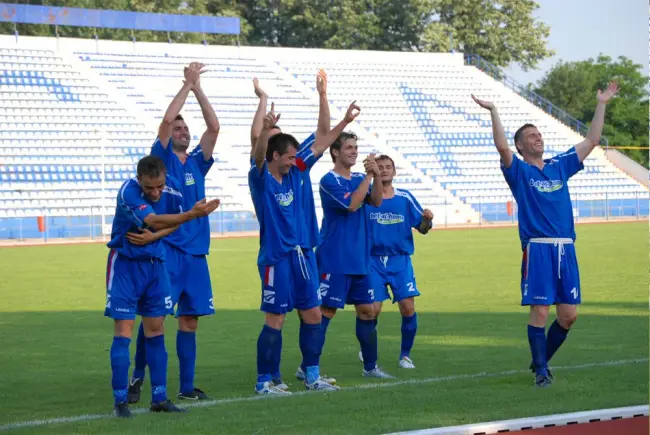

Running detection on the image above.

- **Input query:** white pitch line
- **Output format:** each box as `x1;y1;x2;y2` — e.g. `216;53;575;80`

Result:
0;357;647;432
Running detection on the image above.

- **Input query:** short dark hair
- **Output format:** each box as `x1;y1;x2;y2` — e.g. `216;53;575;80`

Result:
330;131;358;163
174;114;184;122
513;123;536;156
137;155;166;179
376;154;395;169
266;133;299;162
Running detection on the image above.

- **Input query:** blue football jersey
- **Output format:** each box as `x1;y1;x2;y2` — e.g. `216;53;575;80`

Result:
151;138;214;255
501;147;584;250
317;170;371;275
248;152;317;266
366;188;427;257
296;133;322;248
107;176;184;260
249;133;321;248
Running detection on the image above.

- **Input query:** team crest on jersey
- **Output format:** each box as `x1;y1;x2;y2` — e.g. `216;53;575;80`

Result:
185;172;195;186
529;179;563;193
369;212;405;225
275;190;294;207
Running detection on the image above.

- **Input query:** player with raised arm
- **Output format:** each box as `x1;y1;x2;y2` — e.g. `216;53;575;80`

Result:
471;82;619;387
105;155;220;417
317;132;395;379
249;100;359;395
251;71;337;389
358;155;434;370
128;62;221;403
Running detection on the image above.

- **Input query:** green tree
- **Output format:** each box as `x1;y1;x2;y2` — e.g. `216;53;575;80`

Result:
534;55;649;167
424;0;554;70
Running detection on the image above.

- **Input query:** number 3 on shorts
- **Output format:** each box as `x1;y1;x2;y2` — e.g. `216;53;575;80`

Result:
368;289;374;300
165;296;173;309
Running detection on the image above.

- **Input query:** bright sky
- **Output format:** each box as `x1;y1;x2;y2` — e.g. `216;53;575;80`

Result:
503;0;648;87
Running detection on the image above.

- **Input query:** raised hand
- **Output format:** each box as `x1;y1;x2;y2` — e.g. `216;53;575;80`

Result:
471;94;495;111
126;228;155;246
191;198;221;217
597;81;619;104
344;100;361;123
263;102;281;130
363;153;379;176
316;69;327;95
422;208;434;222
253;77;267;99
183;62;205;90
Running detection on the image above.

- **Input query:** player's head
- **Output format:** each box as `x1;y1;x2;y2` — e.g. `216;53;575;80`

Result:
137;155;167;202
171;114;191;153
514;123;544;158
266;133;299;174
330;131;358;168
376;154;396;184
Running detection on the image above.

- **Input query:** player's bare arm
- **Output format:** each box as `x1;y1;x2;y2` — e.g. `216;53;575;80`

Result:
192;71;221;162
125;226;179;246
253;104;281;171
158;62;203;148
418;208;434;234
366;154;383;207
143;198;220;231
471;95;513;168
311;101;361;158
250;78;268;157
575;81;619;162
316;69;331;138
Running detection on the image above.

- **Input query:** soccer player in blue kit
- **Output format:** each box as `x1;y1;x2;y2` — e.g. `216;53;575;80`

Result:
471;81;619;387
317;132;395;379
105;155;220;417
128;62;221;402
249;98;359;394
361;154;434;370
251;71;338;389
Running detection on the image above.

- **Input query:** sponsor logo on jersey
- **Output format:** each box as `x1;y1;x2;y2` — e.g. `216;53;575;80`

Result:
275;190;294;207
369;212;405;225
529;179;563;193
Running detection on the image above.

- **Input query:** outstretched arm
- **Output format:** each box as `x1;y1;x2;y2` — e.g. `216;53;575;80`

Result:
253;103;280;171
250;78;268;158
192;73;220;161
310;101;361;158
472;95;513;168
158;62;203;148
143;199;220;231
575;81;619;162
316;69;331;138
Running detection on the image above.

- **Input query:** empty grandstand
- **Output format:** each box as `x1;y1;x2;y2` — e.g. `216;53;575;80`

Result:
0;35;647;240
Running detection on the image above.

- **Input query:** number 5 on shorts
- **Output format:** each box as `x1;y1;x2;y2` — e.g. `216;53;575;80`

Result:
165;296;173;309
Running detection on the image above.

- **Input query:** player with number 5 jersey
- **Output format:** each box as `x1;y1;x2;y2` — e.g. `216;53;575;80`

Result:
105;155;220;417
472;81;619;388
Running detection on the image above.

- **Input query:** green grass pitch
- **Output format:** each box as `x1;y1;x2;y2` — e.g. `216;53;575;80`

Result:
0;222;647;434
